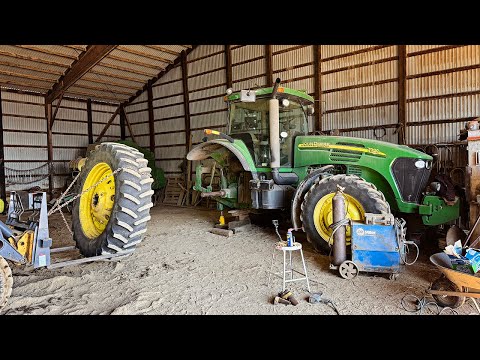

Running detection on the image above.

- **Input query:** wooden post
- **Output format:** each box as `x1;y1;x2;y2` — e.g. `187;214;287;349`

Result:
120;105;126;140
181;50;192;205
397;45;407;145
0;90;6;204
122;107;137;143
265;45;273;86
95;106;122;143
313;45;322;132
147;80;155;153
45;101;54;196
225;45;232;89
87;98;93;144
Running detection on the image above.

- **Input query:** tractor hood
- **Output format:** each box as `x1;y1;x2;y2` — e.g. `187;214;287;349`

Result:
187;139;257;176
294;135;432;169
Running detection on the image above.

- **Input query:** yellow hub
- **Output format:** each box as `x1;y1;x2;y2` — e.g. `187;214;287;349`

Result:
79;162;115;240
313;193;365;245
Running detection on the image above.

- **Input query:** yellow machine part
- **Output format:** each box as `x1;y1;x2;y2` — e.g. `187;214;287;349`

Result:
79;162;115;240
16;230;35;263
313;193;366;244
0;198;4;213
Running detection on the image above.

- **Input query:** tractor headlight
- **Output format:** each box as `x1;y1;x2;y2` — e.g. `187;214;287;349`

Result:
414;160;426;169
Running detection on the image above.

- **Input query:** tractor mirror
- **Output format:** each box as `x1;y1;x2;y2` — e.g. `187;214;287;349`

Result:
307;105;315;115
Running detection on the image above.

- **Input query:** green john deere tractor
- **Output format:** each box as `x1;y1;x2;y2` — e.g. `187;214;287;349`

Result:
187;78;459;252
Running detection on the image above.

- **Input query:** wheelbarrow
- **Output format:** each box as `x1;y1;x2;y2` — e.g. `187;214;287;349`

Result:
428;252;480;312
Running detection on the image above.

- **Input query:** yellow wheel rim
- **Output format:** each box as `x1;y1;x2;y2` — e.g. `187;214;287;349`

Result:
79;162;115;240
313;193;365;245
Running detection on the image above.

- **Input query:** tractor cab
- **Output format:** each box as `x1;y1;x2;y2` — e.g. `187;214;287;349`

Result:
226;87;314;168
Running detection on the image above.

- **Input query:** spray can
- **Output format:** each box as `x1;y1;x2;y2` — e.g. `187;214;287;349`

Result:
287;228;294;247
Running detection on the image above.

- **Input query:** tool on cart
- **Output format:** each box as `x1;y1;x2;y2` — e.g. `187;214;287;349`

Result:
428;252;480;313
328;187;419;280
0;142;154;311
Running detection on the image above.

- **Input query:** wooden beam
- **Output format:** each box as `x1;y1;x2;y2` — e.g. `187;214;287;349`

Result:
225;45;232;88
0;79;51;91
121;107;136;143
120;106;126;140
65;89;125;103
45;102;54;196
181;50;192;206
107;54;164;70
0;49;69;68
72;82;132;96
51;92;64;126
87;99;93;144
46;45;117;103
79;76;140;91
181;50;191;152
313;45;321;132
95;107;122;142
0;68;56;83
116;46;174;64
0;59;64;76
95;62;154;78
397;45;407;145
89;68;147;84
0;90;6;204
145;45;181;56
265;45;273;86
147;80;155;153
15;45;78;60
124;46;197;106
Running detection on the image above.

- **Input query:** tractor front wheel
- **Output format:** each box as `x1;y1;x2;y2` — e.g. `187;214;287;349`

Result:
300;174;391;253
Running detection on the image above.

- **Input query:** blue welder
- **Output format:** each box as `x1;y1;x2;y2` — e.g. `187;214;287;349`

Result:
329;187;419;280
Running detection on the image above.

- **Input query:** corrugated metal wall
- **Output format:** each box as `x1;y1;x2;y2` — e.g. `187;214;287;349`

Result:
405;45;478;167
321;45;399;143
0;89;121;192
119;45;480;182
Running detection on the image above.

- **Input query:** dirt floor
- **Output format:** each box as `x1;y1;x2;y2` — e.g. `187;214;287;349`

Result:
2;205;479;315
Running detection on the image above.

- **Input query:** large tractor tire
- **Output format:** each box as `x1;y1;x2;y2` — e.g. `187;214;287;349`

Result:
300;174;391;253
0;256;13;310
72;143;154;257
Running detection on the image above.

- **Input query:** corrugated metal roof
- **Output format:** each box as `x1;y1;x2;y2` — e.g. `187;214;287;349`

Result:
0;45;192;104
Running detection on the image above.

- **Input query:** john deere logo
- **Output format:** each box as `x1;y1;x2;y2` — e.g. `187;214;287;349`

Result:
298;142;386;157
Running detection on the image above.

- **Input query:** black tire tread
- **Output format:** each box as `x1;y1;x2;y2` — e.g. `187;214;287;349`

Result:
72;142;153;257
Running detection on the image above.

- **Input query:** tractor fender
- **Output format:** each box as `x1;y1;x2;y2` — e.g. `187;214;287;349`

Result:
187;140;258;179
291;165;334;230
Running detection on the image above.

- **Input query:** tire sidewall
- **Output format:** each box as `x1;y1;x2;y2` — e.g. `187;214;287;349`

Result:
72;146;120;257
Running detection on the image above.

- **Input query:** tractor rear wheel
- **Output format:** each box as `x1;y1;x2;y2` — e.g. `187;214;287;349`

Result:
72;143;154;257
300;174;391;253
0;256;13;310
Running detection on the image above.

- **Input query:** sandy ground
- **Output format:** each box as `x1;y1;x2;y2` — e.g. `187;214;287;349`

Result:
1;205;478;315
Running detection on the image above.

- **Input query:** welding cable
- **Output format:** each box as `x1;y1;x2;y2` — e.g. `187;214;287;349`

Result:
439;307;459;315
373;126;387;139
402;241;420;266
401;294;440;315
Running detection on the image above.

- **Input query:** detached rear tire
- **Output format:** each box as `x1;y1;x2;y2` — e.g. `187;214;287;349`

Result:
300;174;390;253
0;256;13;310
72;143;154;257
